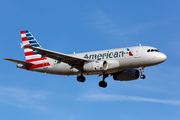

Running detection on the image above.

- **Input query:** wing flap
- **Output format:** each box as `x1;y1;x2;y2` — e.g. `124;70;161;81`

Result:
3;58;34;65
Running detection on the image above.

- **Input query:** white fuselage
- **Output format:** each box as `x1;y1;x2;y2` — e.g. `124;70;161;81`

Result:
27;46;166;76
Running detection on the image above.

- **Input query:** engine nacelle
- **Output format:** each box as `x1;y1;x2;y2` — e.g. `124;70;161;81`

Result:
83;61;108;72
83;60;120;72
105;60;120;70
113;69;140;81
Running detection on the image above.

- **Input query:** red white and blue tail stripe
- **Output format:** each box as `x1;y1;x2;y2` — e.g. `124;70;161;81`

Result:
21;30;42;60
20;30;50;70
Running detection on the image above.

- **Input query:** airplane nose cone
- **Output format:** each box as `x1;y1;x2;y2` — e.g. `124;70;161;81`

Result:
158;53;167;63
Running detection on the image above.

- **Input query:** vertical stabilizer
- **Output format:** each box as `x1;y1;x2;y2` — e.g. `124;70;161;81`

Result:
20;30;42;60
20;30;50;69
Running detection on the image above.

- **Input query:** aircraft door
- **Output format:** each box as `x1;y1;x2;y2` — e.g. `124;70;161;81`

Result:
134;47;141;58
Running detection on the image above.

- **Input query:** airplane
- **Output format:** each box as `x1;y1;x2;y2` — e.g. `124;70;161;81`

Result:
4;30;167;88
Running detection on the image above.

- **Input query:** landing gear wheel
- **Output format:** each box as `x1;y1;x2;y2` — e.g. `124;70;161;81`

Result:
98;74;108;88
99;81;107;88
77;75;86;82
140;75;146;79
139;67;146;79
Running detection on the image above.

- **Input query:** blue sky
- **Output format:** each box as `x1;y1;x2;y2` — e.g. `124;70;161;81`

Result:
1;0;180;120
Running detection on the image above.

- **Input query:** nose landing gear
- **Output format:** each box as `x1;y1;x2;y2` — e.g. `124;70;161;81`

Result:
139;67;146;79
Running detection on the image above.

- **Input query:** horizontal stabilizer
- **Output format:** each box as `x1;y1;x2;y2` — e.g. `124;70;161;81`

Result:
3;58;34;65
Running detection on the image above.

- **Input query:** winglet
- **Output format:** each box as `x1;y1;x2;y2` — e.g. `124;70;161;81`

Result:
20;43;24;48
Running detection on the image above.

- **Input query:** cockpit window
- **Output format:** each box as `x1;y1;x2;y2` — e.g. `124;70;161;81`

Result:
147;49;159;52
155;49;159;52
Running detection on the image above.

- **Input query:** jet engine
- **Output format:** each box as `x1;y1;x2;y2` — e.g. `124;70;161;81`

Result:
105;60;120;70
83;61;108;72
113;69;140;81
83;60;120;72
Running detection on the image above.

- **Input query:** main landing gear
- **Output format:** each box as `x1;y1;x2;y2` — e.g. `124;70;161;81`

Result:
77;75;86;82
99;74;108;88
140;67;146;79
77;74;108;88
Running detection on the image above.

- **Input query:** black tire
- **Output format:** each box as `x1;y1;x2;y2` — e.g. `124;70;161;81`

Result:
140;75;146;79
99;81;107;88
81;76;85;82
77;75;86;82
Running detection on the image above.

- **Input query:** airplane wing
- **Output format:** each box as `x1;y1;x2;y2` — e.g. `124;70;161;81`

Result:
3;58;34;65
24;45;90;70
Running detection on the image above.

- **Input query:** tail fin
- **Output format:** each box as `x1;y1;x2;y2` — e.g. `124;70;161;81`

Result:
20;30;50;69
20;30;43;61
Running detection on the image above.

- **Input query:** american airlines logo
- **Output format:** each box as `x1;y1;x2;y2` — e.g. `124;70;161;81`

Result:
127;48;133;56
84;48;133;60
